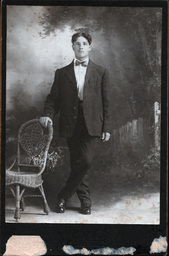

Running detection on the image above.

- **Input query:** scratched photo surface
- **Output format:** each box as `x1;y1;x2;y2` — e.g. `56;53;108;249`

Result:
5;6;162;224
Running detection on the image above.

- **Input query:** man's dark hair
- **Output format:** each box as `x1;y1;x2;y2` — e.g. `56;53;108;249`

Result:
72;32;92;45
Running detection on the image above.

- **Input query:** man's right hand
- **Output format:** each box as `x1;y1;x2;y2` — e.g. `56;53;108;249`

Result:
39;117;53;127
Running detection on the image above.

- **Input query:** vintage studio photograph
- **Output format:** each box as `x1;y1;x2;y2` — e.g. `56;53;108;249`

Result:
5;6;162;224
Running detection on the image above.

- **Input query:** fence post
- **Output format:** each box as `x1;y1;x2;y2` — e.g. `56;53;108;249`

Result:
154;102;161;152
137;118;144;143
131;120;138;151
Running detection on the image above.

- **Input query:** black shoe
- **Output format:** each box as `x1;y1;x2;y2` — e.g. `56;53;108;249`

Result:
80;204;91;215
56;198;66;213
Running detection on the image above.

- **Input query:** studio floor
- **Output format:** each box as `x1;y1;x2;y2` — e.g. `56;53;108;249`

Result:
5;158;161;224
5;191;159;224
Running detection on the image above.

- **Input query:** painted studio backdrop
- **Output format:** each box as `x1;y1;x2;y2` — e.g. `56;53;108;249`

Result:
6;6;162;224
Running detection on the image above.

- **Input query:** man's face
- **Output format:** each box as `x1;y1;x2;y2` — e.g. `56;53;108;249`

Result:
72;36;92;61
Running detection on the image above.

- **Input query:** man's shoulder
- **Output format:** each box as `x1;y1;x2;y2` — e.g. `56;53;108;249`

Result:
55;62;73;73
90;60;107;73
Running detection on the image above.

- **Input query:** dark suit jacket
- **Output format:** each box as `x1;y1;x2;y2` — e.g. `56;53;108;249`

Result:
44;60;112;137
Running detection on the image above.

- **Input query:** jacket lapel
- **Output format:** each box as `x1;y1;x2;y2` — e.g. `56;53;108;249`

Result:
84;60;95;85
64;59;95;88
65;61;77;88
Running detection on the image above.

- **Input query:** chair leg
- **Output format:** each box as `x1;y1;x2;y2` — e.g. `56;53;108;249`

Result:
14;185;21;222
20;197;26;211
39;185;50;214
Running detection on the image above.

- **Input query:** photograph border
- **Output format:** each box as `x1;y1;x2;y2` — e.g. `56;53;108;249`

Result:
1;0;168;255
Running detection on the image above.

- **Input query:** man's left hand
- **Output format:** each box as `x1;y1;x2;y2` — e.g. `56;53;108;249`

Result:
101;132;111;142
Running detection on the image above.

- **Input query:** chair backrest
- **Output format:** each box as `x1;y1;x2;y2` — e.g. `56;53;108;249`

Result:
17;119;53;175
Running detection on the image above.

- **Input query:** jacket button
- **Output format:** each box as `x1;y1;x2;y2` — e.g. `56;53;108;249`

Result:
73;107;77;110
73;116;76;119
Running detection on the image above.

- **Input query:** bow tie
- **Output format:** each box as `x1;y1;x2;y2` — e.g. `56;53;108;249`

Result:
75;60;88;67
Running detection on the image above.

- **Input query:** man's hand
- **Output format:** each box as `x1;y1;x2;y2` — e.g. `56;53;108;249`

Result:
101;132;111;142
39;117;53;127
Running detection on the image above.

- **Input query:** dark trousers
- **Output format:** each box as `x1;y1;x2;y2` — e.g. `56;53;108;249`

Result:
58;102;100;206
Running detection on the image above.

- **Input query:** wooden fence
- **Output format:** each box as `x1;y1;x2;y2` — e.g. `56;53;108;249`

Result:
112;102;161;153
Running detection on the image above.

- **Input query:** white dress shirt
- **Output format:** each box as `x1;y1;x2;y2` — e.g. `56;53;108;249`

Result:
74;58;89;101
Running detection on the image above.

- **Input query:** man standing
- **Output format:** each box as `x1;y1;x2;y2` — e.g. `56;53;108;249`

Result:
40;32;112;215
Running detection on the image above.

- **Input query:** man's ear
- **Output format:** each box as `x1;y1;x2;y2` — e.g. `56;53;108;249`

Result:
72;44;75;51
89;44;92;51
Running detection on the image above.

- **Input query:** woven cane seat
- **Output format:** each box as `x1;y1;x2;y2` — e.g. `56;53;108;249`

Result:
6;169;43;188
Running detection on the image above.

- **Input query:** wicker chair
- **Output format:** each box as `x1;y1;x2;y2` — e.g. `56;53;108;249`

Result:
6;119;53;222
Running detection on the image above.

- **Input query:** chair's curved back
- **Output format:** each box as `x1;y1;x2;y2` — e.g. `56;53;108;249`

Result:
18;119;53;175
